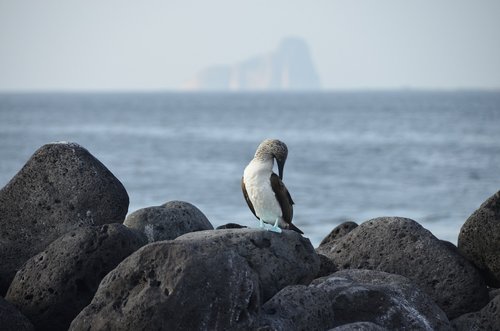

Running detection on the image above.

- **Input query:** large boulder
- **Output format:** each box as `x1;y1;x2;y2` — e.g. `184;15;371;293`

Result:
257;269;451;331
5;223;146;331
451;295;500;331
458;190;500;286
316;221;357;278
319;221;358;246
175;229;320;301
0;297;34;331
70;242;260;331
0;142;129;294
124;201;213;242
70;228;320;331
317;217;488;319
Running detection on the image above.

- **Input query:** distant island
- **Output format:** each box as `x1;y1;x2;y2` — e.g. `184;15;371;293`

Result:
182;37;321;91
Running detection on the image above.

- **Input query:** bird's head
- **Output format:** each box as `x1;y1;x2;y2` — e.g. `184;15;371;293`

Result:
254;139;288;179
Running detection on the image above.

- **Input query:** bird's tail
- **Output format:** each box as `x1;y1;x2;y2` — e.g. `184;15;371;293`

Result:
288;223;304;235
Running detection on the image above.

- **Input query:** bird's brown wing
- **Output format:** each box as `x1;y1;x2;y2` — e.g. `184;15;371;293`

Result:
270;173;303;234
241;177;259;220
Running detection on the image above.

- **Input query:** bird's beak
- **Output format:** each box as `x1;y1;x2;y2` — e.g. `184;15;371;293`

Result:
277;158;285;180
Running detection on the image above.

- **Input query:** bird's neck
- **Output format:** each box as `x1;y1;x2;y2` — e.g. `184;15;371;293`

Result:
245;158;274;177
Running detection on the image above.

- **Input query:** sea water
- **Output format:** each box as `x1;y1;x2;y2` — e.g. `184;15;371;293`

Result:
1;91;499;247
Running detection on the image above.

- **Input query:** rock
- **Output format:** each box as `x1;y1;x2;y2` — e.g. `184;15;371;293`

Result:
440;240;458;252
317;217;488;319
327;322;387;331
458;190;500;287
258;269;451;331
0;142;129;294
183;37;321;91
70;228;319;330
319;221;358;246
0;297;34;331
258;284;335;331
450;312;482;331
5;224;146;331
124;201;213;242
489;288;500;301
70;243;259;331
451;295;500;331
216;223;248;229
175;229;320;301
317;254;338;278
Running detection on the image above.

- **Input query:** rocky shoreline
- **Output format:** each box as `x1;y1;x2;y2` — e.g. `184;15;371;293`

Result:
0;142;499;331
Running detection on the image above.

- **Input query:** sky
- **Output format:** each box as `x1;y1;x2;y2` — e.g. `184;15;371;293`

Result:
0;0;499;91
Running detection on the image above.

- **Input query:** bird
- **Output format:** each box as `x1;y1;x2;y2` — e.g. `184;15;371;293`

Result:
242;139;303;234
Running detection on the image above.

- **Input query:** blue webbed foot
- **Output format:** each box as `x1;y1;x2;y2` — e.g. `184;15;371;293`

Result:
269;225;282;233
270;218;282;233
257;220;282;233
259;219;265;229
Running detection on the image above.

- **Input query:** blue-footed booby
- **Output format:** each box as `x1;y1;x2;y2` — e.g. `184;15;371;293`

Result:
242;139;303;234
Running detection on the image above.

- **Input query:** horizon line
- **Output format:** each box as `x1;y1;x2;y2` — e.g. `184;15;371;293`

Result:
1;87;500;95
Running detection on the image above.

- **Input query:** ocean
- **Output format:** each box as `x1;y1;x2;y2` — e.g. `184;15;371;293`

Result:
1;91;499;247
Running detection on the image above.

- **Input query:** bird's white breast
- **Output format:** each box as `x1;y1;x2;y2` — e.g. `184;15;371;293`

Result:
243;159;282;224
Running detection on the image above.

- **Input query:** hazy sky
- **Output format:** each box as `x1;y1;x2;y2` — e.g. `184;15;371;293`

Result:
1;0;499;91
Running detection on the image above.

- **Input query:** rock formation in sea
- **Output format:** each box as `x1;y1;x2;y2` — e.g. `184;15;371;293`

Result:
182;37;321;91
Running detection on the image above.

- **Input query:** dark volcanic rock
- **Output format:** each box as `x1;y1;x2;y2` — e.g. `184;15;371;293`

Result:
258;284;335;331
327;322;387;331
458;190;500;287
258;269;451;331
216;223;248;229
317;254;338;278
0;142;129;294
489;288;500;301
319;221;358;246
317;217;488;319
439;240;458;252
70;228;319;331
451;295;500;331
175;229;320;301
70;243;259;331
6;223;146;331
0;297;34;331
124;200;213;242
